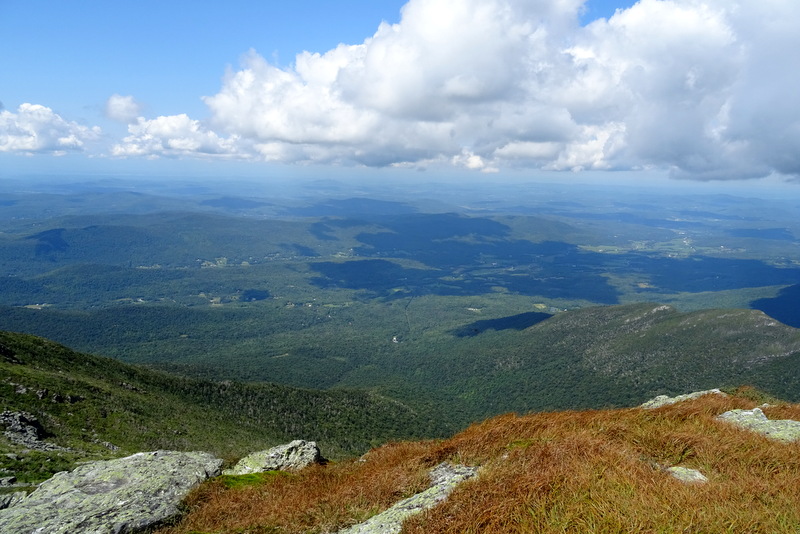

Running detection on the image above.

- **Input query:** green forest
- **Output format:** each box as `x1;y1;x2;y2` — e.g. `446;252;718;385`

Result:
2;186;800;440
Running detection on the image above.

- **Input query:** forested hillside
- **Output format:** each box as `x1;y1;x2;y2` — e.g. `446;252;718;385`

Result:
3;186;800;463
0;331;446;483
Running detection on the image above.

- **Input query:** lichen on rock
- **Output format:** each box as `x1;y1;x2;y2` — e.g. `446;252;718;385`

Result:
640;389;726;409
716;408;800;442
0;449;222;534
223;439;323;475
0;491;26;510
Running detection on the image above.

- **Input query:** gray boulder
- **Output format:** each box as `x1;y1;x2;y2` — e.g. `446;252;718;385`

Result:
717;408;800;442
223;439;323;475
0;450;222;534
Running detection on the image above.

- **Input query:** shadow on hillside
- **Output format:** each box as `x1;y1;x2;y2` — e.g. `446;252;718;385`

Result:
752;284;800;328
451;311;553;337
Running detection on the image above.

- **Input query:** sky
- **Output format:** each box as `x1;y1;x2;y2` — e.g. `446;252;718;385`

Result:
2;0;799;186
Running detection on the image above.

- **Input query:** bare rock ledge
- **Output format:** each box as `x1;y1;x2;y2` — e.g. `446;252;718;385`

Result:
717;408;800;442
0;450;222;534
335;462;478;534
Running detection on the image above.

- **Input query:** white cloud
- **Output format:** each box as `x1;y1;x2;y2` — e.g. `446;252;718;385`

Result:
452;149;499;173
587;1;756;175
83;0;800;179
0;103;100;155
105;94;142;123
202;0;588;168
111;114;245;159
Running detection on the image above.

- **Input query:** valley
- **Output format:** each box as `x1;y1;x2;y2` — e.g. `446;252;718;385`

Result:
1;178;800;427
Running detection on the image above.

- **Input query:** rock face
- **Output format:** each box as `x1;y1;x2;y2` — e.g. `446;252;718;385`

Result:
0;410;66;451
223;440;323;475
717;408;800;442
335;462;478;534
640;389;725;409
0;491;26;511
0;450;222;534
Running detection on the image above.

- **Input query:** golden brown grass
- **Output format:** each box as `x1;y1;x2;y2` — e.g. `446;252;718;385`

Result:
156;440;439;534
157;390;800;534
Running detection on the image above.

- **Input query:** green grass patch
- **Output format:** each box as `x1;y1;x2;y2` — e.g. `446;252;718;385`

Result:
218;471;296;490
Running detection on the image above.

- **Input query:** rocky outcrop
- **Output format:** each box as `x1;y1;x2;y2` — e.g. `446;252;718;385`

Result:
223;440;323;475
335;462;478;534
0;450;221;534
0;410;67;451
640;391;800;442
717;408;800;442
640;389;726;409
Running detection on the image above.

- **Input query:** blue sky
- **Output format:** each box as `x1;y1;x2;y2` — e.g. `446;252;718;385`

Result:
2;0;799;186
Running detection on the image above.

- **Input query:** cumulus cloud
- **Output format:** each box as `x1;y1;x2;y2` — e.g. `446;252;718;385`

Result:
202;0;590;168
111;114;245;159
98;0;800;179
105;94;142;123
0;103;101;155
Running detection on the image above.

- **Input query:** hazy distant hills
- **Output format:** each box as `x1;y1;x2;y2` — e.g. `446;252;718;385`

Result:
3;182;800;531
2;184;800;433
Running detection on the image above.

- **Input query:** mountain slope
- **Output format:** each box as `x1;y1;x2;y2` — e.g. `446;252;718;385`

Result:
0;331;446;483
5;301;800;446
156;389;800;534
320;303;800;424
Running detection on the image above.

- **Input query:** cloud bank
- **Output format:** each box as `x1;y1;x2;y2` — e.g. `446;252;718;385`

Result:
8;0;800;180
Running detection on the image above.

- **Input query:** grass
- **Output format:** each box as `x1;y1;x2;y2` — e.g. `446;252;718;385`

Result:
216;471;296;490
156;441;437;534
158;391;800;534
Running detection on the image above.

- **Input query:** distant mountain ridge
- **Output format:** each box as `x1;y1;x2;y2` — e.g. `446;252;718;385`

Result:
313;302;800;423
